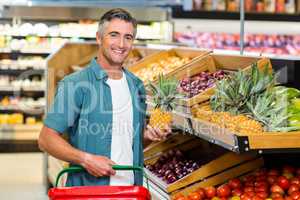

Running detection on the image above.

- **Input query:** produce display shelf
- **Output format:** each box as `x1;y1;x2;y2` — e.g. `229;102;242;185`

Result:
0;69;44;76
172;6;300;22
189;114;300;154
151;106;300;154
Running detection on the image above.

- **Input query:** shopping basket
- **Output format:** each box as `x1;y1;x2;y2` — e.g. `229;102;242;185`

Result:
48;165;151;200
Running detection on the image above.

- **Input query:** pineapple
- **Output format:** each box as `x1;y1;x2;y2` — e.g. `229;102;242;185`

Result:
148;74;181;130
210;62;300;132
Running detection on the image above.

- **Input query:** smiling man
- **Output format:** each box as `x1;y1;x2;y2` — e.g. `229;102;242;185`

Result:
38;8;170;186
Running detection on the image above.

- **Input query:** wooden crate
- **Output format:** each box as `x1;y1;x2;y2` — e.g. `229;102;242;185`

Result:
191;109;300;150
171;54;272;107
170;157;264;198
128;48;210;83
143;135;260;194
236;130;300;149
123;48;145;68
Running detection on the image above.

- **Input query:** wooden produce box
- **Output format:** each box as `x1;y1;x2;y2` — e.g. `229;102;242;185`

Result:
143;135;262;196
123;48;146;68
171;157;264;198
236;130;300;150
172;54;272;108
191;109;300;151
128;48;210;83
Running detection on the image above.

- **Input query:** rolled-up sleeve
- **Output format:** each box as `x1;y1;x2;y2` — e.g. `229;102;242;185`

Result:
44;79;83;134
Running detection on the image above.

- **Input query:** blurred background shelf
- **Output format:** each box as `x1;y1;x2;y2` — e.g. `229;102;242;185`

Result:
0;91;45;99
0;69;44;76
172;6;300;22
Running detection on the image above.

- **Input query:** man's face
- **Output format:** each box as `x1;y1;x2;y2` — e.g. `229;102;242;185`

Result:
97;18;135;66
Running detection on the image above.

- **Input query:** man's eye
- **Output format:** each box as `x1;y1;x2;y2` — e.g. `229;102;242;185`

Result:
110;33;118;37
126;36;133;41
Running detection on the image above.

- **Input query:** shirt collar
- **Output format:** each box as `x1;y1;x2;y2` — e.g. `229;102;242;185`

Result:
90;58;108;80
90;57;140;84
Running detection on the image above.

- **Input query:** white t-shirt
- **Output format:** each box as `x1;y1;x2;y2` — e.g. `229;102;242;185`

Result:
106;73;134;186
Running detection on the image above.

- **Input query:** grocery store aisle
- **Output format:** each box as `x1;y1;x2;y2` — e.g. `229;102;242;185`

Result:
0;153;48;200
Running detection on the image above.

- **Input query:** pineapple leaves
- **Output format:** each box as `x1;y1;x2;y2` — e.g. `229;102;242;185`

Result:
147;74;180;112
210;61;297;132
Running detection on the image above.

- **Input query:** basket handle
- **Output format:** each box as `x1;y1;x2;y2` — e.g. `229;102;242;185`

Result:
55;165;145;187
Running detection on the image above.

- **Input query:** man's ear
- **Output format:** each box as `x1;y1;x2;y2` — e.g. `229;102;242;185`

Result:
96;32;101;45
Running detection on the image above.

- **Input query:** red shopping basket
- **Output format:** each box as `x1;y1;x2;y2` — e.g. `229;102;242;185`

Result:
48;165;151;200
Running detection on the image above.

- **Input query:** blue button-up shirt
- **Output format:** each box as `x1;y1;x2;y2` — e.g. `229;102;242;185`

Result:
44;58;147;186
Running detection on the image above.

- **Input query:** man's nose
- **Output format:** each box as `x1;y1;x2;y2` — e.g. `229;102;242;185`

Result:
118;37;125;48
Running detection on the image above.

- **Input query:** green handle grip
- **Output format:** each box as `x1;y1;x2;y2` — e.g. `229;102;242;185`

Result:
55;165;144;187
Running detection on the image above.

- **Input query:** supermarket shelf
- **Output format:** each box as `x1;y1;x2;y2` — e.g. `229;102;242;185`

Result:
172;6;300;22
0;139;40;152
190;115;300;154
146;101;300;153
2;34;95;39
0;124;42;152
0;106;44;115
0;68;44;76
0;123;42;133
0;89;45;97
0;49;52;54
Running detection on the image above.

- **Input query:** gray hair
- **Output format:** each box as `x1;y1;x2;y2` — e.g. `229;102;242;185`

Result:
98;8;137;37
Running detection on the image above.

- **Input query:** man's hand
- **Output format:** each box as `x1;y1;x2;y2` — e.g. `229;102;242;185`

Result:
81;153;116;177
144;124;172;142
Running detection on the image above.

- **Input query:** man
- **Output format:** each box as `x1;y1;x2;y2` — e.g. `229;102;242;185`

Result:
38;8;170;186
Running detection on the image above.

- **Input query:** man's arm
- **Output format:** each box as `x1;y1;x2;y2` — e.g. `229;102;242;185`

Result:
38;126;116;177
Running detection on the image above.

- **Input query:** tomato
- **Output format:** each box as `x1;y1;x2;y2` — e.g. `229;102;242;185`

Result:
271;185;284;194
232;189;243;197
255;185;268;192
217;184;231;198
268;175;278;185
291;191;300;200
196;188;206;199
243;186;254;193
273;197;285;200
252;195;263;200
188;192;201;200
241;194;252;200
229;178;242;189
256;191;268;199
277;176;291;190
271;192;284;198
243;175;255;183
244;181;254;187
291;178;300;186
173;193;187;200
205;186;216;198
245;191;255;197
254;181;268;187
288;184;300;195
176;197;187;200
